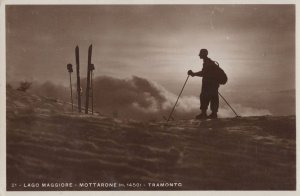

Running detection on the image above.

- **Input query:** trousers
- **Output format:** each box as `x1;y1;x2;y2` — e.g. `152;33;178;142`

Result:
200;83;219;113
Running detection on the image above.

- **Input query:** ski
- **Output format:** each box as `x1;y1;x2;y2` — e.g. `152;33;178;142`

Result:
67;63;73;112
75;46;81;112
85;44;93;114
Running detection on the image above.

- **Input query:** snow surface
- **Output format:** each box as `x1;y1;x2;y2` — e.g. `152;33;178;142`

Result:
6;88;296;190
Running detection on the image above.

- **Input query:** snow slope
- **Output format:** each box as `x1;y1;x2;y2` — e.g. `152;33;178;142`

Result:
6;88;296;190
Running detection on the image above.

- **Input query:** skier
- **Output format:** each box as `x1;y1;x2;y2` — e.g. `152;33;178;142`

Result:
187;49;219;119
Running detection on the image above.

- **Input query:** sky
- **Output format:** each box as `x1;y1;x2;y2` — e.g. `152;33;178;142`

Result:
6;5;295;118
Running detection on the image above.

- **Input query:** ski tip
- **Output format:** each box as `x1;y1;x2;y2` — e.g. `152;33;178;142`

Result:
89;44;92;48
75;45;79;49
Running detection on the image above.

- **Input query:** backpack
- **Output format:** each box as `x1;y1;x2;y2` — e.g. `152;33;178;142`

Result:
213;61;228;85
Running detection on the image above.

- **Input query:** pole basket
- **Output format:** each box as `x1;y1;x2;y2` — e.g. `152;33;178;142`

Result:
67;64;73;73
89;64;95;71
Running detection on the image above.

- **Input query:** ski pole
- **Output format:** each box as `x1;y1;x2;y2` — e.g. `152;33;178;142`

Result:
218;92;240;117
167;75;190;122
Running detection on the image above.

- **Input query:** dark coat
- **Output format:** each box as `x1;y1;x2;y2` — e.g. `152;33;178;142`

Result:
199;58;219;93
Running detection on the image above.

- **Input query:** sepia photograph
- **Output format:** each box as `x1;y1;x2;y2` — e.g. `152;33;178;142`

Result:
3;1;297;193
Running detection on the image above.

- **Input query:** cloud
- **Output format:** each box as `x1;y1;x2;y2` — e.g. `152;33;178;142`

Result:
25;75;272;121
28;81;69;102
79;75;199;121
79;75;273;120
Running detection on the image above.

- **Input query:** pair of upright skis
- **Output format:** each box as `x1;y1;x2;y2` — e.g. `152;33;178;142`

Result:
69;44;95;114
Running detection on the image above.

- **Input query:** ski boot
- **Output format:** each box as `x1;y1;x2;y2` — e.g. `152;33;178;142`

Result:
195;112;207;120
208;112;218;119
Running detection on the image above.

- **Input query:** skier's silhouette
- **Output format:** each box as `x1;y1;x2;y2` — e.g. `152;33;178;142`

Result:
188;49;219;119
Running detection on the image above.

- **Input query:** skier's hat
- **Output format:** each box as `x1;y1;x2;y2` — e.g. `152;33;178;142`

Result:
199;49;208;56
